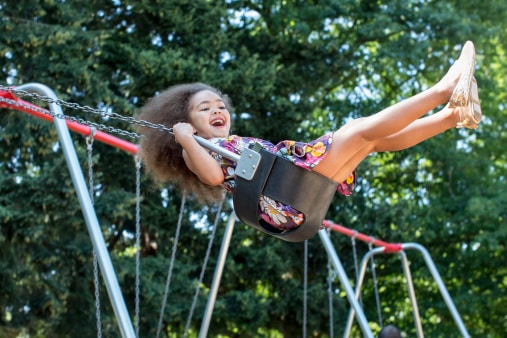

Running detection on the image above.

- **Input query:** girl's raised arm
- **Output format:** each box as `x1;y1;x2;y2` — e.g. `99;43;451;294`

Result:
173;122;225;186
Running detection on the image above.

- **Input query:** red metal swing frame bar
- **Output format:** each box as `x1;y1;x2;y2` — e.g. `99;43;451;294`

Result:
322;219;403;252
0;88;138;155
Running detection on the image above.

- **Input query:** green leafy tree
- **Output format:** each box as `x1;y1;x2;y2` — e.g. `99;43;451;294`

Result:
1;0;506;337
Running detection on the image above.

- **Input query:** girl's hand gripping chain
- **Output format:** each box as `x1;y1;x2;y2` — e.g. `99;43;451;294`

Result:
173;122;225;186
173;122;196;144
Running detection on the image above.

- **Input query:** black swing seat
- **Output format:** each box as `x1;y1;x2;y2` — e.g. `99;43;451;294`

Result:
232;144;338;242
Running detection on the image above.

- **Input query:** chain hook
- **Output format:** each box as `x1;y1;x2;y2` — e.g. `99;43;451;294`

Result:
86;127;97;149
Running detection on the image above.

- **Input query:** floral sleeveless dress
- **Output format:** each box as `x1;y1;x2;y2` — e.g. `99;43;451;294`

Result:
207;134;356;231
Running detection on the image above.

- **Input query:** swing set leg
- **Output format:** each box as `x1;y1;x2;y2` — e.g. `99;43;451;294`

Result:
345;247;425;338
199;211;237;338
344;243;470;338
16;83;136;338
399;250;424;338
318;229;375;338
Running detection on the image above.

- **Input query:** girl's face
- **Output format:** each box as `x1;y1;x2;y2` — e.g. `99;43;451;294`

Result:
188;90;231;139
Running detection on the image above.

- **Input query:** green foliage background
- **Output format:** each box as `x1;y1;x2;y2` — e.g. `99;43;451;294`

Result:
1;0;506;337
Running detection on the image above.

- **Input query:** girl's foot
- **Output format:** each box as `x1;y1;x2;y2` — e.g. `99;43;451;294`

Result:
448;41;476;108
456;77;482;129
448;41;482;129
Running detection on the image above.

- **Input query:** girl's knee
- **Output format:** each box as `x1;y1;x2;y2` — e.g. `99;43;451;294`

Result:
336;117;370;140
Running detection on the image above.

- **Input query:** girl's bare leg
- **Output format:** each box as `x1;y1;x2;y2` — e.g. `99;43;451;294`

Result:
313;83;453;181
314;44;474;183
374;105;458;152
319;105;459;182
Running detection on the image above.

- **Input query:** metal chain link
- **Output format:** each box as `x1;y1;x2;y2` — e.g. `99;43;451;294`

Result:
183;199;224;338
302;239;308;338
86;131;103;338
0;85;174;138
0;95;139;139
327;257;334;338
351;232;364;308
326;228;336;338
134;156;142;338
369;242;383;327
156;192;187;338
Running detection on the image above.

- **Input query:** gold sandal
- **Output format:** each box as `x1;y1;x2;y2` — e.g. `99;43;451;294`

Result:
449;41;482;129
456;77;482;129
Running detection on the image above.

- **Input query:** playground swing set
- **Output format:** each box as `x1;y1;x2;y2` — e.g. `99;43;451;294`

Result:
0;83;470;337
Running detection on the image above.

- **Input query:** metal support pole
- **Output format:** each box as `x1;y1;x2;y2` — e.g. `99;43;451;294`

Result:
318;229;374;338
343;248;376;337
344;248;424;338
402;243;470;338
398;250;424;338
199;211;237;338
16;83;136;338
344;243;469;338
